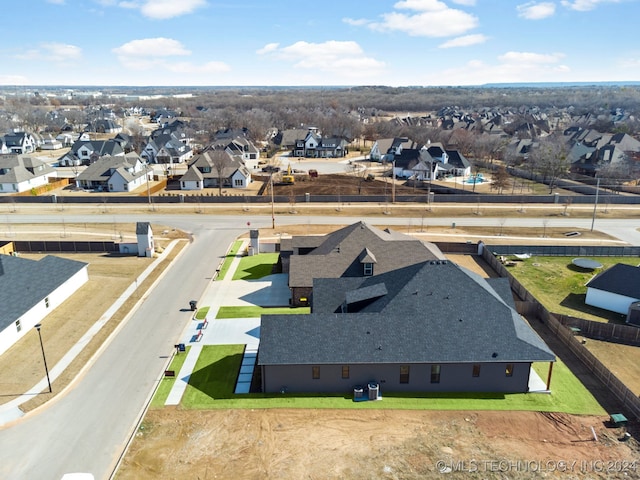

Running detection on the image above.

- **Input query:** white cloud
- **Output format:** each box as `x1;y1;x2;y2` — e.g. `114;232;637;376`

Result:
112;37;229;75
451;0;476;4
561;0;623;11
257;40;386;77
0;74;28;84
95;0;206;19
256;43;279;55
46;0;66;4
42;42;82;61
14;42;82;62
439;34;487;48
369;0;479;37
498;51;565;64
425;51;571;85
343;17;370;26
517;2;556;19
113;38;191;57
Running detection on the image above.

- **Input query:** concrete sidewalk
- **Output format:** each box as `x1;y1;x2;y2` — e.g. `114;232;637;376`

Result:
165;242;290;405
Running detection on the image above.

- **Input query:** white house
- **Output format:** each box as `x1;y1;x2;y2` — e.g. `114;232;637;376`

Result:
0;155;57;194
179;149;252;191
585;263;640;315
75;153;151;192
0;255;89;356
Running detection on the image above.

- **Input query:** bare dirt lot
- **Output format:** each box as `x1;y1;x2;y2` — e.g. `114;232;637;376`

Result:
118;408;639;480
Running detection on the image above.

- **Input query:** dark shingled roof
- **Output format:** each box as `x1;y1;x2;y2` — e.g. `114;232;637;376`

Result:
288;222;444;288
136;222;151;235
259;261;554;366
586;263;640;298
0;255;88;331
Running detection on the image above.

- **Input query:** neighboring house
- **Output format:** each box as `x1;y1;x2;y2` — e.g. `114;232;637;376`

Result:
0;155;56;193
258;260;555;394
585;264;640;315
58;139;125;167
292;130;348;158
85;119;122;134
281;222;445;306
141;133;193;165
369;137;415;162
136;222;154;258
2;131;37;154
392;148;436;180
179;149;251;190
40;134;63;151
0;254;89;356
210;136;261;171
426;144;472;178
75;153;151;192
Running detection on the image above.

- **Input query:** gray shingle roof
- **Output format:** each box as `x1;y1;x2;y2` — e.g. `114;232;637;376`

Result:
587;263;640;298
0;255;88;331
0;155;55;184
259;261;554;366
288;222;444;288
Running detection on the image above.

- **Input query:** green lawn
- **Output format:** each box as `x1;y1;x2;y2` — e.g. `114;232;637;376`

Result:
216;240;244;280
180;345;604;414
508;256;638;322
216;306;310;319
232;253;280;280
150;346;191;408
195;306;210;320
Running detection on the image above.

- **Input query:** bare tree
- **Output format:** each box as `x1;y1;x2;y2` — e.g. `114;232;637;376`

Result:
209;148;230;196
490;165;510;194
529;134;570;193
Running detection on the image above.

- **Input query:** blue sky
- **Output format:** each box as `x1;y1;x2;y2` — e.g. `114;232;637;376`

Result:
1;0;639;87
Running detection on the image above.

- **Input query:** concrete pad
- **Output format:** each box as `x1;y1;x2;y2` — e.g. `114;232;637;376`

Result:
528;367;549;393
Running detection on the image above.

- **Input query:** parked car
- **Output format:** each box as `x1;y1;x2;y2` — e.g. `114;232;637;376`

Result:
262;165;280;173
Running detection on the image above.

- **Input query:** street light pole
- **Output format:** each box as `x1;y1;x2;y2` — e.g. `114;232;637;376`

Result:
34;323;52;393
270;173;275;229
591;176;600;232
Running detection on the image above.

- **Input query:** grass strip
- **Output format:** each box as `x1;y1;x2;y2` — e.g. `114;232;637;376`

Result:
216;306;310;319
195;306;210;320
150;346;191;408
216;240;243;281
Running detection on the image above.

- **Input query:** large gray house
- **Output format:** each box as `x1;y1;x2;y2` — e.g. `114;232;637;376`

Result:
280;222;445;306
258;260;555;394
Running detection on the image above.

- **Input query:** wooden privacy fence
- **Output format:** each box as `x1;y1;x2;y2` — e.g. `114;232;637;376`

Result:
482;245;640;420
554;314;640;346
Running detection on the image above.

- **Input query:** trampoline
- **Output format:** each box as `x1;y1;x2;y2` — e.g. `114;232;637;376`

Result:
572;258;603;270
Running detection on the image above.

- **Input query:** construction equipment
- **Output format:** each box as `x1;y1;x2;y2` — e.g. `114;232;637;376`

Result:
282;164;295;184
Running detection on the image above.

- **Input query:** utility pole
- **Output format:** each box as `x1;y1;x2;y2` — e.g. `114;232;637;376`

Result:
591;177;600;232
270;173;275;229
392;159;396;204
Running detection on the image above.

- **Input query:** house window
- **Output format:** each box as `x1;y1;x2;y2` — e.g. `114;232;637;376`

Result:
505;364;514;377
363;263;373;276
341;366;350;379
431;364;441;383
45;297;50;308
472;364;481;377
399;365;410;384
15;320;21;332
312;366;320;380
234;179;243;187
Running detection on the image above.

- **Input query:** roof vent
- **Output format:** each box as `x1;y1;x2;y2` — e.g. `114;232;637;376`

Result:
492;352;498;358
